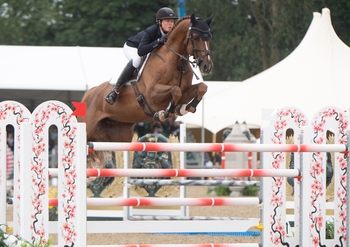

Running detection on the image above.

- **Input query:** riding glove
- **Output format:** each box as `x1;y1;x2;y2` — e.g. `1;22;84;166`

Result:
158;36;167;44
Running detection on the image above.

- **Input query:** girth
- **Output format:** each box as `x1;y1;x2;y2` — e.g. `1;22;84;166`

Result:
130;79;157;120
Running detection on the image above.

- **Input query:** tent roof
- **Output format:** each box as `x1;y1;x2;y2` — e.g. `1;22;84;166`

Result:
0;46;126;110
0;45;128;91
178;8;350;134
0;45;203;111
2;8;348;131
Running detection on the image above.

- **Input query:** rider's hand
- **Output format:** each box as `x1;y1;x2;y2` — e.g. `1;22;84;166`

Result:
158;36;167;44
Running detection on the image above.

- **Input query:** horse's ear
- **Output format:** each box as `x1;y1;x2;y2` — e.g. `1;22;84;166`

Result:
206;14;214;26
190;13;197;25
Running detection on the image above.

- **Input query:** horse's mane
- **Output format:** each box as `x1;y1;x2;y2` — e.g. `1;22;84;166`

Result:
167;16;190;37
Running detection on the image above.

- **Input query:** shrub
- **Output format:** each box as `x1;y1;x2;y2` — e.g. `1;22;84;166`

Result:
207;186;231;196
326;218;334;239
213;186;231;196
243;186;258;196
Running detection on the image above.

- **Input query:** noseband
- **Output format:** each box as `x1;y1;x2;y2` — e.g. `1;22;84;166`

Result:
188;25;211;66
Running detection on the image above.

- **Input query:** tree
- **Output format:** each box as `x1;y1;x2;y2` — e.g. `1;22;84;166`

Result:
0;0;177;46
324;0;350;45
185;0;350;81
1;0;349;81
0;0;58;45
52;0;178;47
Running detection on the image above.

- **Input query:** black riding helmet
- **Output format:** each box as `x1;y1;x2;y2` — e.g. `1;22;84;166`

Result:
156;7;178;22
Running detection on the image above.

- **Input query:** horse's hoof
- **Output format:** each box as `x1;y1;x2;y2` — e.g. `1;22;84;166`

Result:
176;105;189;116
158;111;167;121
153;111;167;122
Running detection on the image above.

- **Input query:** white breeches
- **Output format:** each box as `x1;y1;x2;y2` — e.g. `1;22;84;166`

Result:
123;43;142;68
109;43;142;85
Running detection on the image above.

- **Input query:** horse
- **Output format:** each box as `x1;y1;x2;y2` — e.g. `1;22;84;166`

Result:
81;13;214;166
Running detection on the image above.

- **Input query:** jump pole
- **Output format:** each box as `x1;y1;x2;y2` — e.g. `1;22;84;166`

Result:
8;101;349;247
48;168;300;178
127;179;260;187
49;197;260;207
86;244;259;247
88;142;348;153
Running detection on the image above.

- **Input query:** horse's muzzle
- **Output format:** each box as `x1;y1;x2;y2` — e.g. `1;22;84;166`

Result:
199;60;213;75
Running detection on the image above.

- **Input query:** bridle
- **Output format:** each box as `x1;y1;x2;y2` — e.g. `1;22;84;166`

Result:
153;22;212;75
133;18;212;121
187;24;211;66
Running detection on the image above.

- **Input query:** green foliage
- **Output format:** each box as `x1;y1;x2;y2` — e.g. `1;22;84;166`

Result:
50;0;178;47
0;224;51;246
326;218;334;239
186;0;350;81
324;0;350;46
49;207;58;221
0;0;177;46
243;186;258;196
0;0;58;45
0;188;56;246
207;186;231;196
1;0;350;80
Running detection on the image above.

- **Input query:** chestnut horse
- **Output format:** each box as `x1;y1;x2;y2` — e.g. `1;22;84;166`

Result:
82;14;214;156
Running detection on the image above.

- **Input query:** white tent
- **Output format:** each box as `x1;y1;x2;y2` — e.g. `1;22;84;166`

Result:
0;46;128;110
178;8;350;134
2;8;349;133
0;45;203;111
0;45;129;90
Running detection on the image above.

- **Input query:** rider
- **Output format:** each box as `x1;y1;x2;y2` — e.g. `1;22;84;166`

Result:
105;7;178;105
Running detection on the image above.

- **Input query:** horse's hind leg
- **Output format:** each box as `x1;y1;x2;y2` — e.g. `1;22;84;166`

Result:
100;120;135;143
176;82;207;116
87;119;134;168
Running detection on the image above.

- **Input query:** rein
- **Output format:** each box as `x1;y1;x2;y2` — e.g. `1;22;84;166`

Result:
155;27;211;72
153;32;209;80
131;19;211;120
152;20;211;79
152;48;190;74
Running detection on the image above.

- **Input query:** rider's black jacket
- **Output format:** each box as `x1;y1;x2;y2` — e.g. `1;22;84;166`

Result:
126;24;163;57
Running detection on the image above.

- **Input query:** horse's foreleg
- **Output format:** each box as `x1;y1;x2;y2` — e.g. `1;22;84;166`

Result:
150;84;182;104
150;84;182;121
175;82;207;116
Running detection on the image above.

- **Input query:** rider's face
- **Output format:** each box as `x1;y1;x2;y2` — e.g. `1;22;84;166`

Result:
161;19;175;33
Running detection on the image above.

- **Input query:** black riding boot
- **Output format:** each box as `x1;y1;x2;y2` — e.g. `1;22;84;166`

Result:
105;60;136;105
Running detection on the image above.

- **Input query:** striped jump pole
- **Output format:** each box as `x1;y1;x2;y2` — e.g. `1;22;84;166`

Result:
128;215;255;221
86;244;259;247
88;142;348;153
127;179;260;187
49;197;260;207
48;168;300;178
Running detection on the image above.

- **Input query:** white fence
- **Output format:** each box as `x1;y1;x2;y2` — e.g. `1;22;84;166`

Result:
1;101;349;247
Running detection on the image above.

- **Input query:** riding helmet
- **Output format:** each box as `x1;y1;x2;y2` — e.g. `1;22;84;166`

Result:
156;7;178;21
